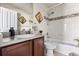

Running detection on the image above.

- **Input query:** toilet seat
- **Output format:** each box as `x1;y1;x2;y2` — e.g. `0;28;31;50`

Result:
45;42;56;49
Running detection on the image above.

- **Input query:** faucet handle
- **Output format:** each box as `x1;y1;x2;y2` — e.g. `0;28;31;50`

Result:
74;39;79;42
74;39;79;47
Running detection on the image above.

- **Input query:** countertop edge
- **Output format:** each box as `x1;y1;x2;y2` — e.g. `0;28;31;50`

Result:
0;35;44;48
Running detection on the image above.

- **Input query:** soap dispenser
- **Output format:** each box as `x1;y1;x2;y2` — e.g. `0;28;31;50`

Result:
9;27;15;39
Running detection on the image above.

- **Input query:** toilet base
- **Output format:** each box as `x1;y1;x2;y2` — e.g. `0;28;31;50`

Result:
46;49;54;56
44;41;56;56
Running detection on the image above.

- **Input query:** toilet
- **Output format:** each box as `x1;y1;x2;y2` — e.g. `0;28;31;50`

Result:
45;41;56;56
44;34;57;56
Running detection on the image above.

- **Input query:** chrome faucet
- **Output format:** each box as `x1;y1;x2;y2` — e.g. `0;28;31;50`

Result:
74;39;79;47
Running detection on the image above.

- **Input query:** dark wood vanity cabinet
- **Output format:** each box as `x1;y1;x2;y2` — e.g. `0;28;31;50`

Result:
34;37;44;56
0;36;44;56
1;40;32;56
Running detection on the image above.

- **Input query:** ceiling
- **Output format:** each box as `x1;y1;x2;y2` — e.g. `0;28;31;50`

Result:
43;3;60;8
9;3;33;14
0;3;59;14
10;3;60;14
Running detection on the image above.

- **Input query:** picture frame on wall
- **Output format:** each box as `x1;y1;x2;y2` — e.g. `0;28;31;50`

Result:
35;12;43;23
18;16;26;24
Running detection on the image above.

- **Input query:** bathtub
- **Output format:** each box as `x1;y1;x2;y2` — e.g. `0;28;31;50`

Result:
44;35;79;56
55;41;79;56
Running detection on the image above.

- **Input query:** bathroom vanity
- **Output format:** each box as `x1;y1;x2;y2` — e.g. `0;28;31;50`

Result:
0;34;44;56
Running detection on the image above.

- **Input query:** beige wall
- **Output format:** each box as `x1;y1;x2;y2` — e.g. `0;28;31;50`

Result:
33;3;48;34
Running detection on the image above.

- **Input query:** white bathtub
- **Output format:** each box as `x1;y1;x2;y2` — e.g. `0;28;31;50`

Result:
55;41;79;56
44;36;79;56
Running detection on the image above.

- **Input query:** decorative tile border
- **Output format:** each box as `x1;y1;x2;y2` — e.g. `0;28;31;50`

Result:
44;12;79;21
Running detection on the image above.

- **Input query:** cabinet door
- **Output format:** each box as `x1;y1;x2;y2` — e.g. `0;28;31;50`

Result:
10;10;17;30
10;10;15;28
0;7;3;32
34;37;44;56
7;9;17;31
14;11;17;30
2;8;8;32
2;41;32;56
7;9;11;31
0;7;17;32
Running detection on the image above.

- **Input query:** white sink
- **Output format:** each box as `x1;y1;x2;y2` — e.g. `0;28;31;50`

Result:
2;38;11;43
15;34;35;39
1;34;35;43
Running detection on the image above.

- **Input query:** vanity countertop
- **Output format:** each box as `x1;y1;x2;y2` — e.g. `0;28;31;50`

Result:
0;34;44;47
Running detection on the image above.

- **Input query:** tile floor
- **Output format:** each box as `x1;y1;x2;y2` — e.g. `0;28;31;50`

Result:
53;51;66;56
44;50;66;56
